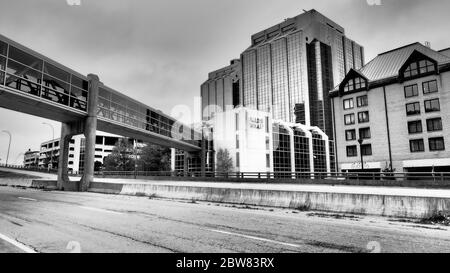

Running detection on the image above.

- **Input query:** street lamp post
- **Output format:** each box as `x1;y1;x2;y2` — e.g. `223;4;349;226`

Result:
1;130;11;166
43;122;55;170
358;138;364;171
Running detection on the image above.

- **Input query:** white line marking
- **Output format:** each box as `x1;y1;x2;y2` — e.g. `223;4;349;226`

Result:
18;197;37;201
0;233;37;253
208;229;301;248
79;206;123;215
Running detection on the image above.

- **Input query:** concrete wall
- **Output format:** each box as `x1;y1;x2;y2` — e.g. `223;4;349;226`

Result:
97;182;450;219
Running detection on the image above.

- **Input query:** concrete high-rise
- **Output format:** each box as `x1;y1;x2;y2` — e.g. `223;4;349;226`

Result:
202;9;364;140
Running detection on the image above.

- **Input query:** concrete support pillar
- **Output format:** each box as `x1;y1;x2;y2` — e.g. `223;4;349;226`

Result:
80;74;100;191
200;139;206;177
183;151;189;176
57;121;83;191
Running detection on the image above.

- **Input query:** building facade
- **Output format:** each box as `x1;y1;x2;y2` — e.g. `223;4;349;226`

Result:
331;42;450;174
201;59;242;121
23;149;39;168
239;9;364;139
174;107;334;175
37;131;130;173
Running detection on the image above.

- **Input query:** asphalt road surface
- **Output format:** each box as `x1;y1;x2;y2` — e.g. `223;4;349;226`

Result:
0;186;450;253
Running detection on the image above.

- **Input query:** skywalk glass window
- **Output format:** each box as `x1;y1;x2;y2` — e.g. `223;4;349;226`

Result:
0;40;7;56
8;46;43;71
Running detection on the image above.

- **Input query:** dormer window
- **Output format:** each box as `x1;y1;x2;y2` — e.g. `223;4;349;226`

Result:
344;77;366;92
403;59;435;78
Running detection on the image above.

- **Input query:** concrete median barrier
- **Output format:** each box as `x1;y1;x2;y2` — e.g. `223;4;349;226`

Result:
117;182;450;219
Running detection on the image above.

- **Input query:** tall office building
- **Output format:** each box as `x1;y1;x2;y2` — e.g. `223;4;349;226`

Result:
239;9;364;138
201;59;242;121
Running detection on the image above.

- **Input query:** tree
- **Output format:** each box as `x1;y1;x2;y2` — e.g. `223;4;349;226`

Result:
215;148;233;173
94;161;103;172
103;138;135;171
137;144;171;172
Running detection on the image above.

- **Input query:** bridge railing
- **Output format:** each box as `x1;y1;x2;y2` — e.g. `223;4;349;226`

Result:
93;170;450;182
0;164;58;174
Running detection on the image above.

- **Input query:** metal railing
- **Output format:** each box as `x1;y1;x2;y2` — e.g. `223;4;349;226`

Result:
0;164;59;174
93;170;450;182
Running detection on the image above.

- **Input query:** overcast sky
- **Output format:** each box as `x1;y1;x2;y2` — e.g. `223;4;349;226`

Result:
0;0;449;164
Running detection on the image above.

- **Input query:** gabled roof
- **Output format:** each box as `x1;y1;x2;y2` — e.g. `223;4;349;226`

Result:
359;42;450;82
331;42;450;94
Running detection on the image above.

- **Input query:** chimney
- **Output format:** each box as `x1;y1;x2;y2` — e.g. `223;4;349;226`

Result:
425;41;431;48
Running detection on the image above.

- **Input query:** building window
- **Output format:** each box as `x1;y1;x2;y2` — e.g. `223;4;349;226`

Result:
408;120;423;134
344;114;355;125
343;98;354;110
236;152;240;167
346;146;357;157
266;154;270;168
429;137;445;151
404;60;435;78
406;102;420;116
424;99;440;113
266;136;270;150
427;118;443;132
265;116;269;133
235;113;239;131
410;139;425;153
344;77;366;92
345;129;356;141
404;84;418;98
358;111;369;123
356;95;368;107
361;144;372;156
423;80;438;94
359;127;371;139
236;134;239;149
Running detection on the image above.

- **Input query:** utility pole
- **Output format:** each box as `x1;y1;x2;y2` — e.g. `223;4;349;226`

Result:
1;130;11;166
43;122;55;170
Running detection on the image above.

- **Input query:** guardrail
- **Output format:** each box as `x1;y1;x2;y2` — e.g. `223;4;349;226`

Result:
94;170;450;182
0;164;59;174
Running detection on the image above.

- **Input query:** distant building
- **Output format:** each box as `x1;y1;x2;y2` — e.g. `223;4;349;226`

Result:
38;131;139;173
23;149;39;168
173;107;334;175
331;42;450;173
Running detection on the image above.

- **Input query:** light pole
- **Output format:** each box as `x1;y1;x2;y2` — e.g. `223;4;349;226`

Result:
42;122;55;170
1;130;11;166
358;138;364;171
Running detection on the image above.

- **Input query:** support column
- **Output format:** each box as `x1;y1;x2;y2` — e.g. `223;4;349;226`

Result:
57;121;83;191
80;74;100;191
183;151;189;177
200;139;206;177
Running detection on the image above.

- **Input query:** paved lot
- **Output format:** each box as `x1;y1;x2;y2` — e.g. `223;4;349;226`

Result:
0;186;450;253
